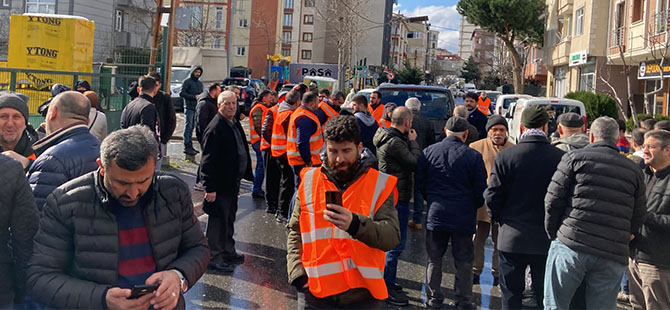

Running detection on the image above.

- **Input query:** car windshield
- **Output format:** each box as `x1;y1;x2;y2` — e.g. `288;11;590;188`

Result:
225;79;250;87
503;98;519;109
171;69;191;83
377;88;453;119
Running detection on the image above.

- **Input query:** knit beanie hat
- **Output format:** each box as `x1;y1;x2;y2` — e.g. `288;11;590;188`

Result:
486;115;508;132
521;105;549;129
0;93;29;124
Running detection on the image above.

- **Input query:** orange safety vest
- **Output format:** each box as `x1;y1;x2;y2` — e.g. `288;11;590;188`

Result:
287;107;324;166
260;105;279;151
477;97;491;115
368;103;385;124
379;118;391;128
248;103;268;144
271;109;294;157
318;101;338;124
298;167;398;300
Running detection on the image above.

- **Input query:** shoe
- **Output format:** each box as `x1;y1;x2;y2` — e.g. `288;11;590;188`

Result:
617;292;630;304
456;300;476;310
423;300;442;309
493;276;499;286
473;274;480;285
252;191;265;199
224;253;245;265
393;284;403;292
193;182;205;191
276;214;288;223
208;262;234;273
184;146;198;156
385;289;409;306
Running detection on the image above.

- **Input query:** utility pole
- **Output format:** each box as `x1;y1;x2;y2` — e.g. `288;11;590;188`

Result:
149;0;166;73
226;0;236;78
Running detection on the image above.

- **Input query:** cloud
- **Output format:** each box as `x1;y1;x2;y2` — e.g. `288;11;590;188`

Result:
397;5;461;53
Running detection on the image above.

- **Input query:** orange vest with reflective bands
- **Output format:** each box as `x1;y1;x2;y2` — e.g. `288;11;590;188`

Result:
379;118;391;129
271;109;294;157
298;167;398;300
248;103;268;144
477;97;491;115
318;101;338;124
368;103;385;125
260;105;279;151
287;107;324;166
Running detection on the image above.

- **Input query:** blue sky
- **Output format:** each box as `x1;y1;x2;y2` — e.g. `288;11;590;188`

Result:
395;0;462;53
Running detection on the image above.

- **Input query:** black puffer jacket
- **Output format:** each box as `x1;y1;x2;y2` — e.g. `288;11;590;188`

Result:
545;142;647;265
27;171;210;309
179;66;203;111
633;166;670;268
373;127;422;202
0;155;38;307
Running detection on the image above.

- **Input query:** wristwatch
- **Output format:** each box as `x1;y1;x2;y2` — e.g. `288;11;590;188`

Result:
172;269;188;294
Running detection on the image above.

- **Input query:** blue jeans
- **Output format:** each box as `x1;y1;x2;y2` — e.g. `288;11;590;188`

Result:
183;108;195;146
252;142;264;194
544;239;626;310
621;271;629;294
384;201;409;289
412;179;424;223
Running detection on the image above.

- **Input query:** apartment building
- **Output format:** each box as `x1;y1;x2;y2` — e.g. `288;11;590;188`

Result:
406;16;429;71
426;29;440;73
174;0;228;51
545;0;610;98
471;29;495;73
389;12;408;70
458;18;477;60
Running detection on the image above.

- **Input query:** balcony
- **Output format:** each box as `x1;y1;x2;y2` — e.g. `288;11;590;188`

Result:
651;10;669;35
611;27;625;47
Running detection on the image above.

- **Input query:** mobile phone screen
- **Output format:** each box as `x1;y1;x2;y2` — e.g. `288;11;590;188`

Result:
325;190;342;206
129;283;159;299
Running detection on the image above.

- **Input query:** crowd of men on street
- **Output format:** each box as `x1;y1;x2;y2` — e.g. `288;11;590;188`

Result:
1;62;669;310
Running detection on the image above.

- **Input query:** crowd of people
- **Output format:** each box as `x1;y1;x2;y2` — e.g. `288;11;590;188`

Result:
1;67;669;310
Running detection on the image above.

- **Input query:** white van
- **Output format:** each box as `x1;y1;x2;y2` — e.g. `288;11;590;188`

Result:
494;94;532;116
507;98;587;144
464;83;476;93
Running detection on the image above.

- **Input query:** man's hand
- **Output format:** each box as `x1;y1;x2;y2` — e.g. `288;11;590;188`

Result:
323;204;353;231
2;150;29;169
146;270;181;310
205;192;216;202
408;129;417;141
105;287;153;310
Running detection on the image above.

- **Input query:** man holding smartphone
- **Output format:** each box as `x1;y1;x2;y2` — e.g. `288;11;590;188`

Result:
287;115;401;309
27;126;210;310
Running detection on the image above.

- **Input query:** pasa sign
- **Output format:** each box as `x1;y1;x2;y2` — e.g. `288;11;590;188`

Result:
289;63;338;84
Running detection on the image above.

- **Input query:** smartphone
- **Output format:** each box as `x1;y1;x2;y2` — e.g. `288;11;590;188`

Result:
129;283;159;299
325;190;342;211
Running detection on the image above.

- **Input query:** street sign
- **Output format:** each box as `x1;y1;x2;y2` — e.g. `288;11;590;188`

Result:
569;50;587;66
638;59;670;80
387;72;395;80
174;7;191;30
288;63;338;84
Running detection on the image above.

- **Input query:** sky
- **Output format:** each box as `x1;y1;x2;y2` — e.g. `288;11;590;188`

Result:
395;0;462;53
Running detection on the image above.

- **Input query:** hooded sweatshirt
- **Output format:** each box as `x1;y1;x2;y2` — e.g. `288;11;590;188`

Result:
75;80;91;93
354;111;379;154
552;133;589;152
179;66;204;110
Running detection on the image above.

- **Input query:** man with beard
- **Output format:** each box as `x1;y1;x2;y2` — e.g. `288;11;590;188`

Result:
464;92;487;140
469;115;515;287
351;94;379;154
368;91;385;125
286;115;400;309
0;94;36;171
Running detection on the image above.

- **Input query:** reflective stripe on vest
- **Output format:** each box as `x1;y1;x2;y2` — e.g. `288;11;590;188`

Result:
477;97;491;115
248;103;268;144
368;103;384;124
318;101;337;124
380;118;391;129
298;167;398;299
260;106;278;151
286;107;324;166
271;109;294;157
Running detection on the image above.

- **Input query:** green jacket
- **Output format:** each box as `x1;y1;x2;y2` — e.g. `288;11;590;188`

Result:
373;127;422;202
286;154;400;304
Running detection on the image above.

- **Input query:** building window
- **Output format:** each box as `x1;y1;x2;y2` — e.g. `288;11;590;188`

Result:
115;10;123;32
26;0;56;14
283;13;293;26
189;5;203;28
213;36;221;49
632;0;643;22
215;7;223;29
554;66;568;98
283;31;292;43
305;0;315;7
284;0;293;9
407;32;424;39
302;32;313;42
301;49;312;60
574;7;584;36
236;46;246;56
578;62;595;91
238;19;248;28
303;15;314;25
282;48;291;56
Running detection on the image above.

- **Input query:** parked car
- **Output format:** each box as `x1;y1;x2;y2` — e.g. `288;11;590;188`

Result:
494;94;532;116
464;83;476;93
507;97;587;144
348;84;455;140
221;77;265;115
169;66;191;111
342;88;374;110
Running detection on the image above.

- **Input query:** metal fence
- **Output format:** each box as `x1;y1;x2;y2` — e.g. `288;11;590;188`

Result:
0;67;151;131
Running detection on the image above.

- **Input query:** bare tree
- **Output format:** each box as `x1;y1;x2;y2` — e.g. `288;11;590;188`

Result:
121;0;156;49
641;25;670;116
598;28;639;125
177;3;222;48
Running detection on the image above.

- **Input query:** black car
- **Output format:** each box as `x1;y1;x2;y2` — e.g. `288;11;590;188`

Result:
221;77;266;114
370;83;456;140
